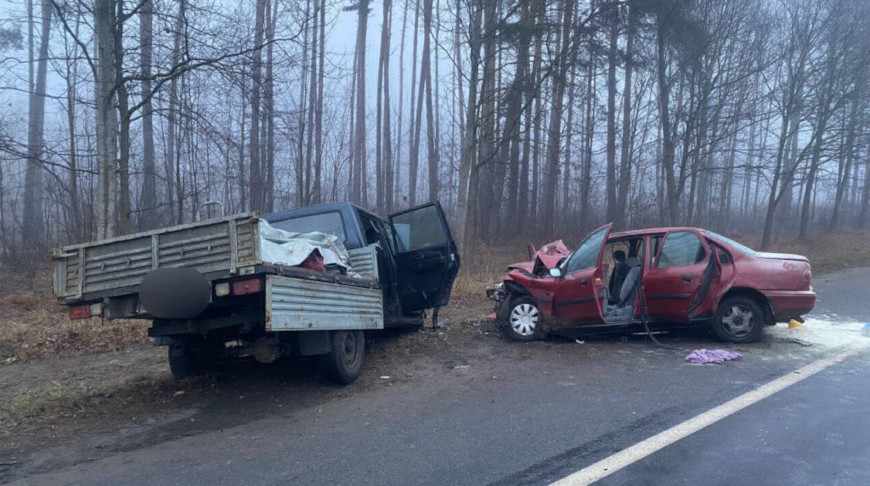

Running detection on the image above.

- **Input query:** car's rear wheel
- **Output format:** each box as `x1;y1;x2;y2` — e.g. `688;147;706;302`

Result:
712;296;764;343
505;296;544;342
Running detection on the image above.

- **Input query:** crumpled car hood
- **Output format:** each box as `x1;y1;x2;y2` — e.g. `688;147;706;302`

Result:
507;240;571;276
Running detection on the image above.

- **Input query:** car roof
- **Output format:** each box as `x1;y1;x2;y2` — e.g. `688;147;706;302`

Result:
609;226;707;238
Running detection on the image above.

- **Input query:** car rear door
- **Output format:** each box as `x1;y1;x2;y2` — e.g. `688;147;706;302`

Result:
388;202;460;313
643;229;713;323
551;223;613;327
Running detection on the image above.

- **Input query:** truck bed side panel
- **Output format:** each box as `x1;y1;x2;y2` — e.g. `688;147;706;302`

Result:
53;215;259;300
266;276;384;331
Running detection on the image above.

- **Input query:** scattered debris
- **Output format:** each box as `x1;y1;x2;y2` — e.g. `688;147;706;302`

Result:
379;376;391;380
173;390;186;397
452;365;470;371
685;349;742;364
435;318;452;329
776;337;813;347
788;319;803;329
575;339;585;344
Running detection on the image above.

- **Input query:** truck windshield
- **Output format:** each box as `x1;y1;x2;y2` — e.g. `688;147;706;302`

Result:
271;212;346;242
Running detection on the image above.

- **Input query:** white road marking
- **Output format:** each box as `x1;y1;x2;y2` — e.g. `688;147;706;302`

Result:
550;346;865;486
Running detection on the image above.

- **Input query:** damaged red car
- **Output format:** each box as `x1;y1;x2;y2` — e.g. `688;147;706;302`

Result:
487;224;815;343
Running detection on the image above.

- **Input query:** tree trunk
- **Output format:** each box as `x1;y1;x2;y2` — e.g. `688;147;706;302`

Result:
139;0;158;230
407;0;421;206
296;0;310;206
604;1;618;224
505;1;531;234
542;0;573;234
313;0;325;204
460;0;482;253
249;0;266;212
616;2;635;227
94;0;118;239
265;0;278;211
352;0;369;205
423;0;438;204
22;0;51;251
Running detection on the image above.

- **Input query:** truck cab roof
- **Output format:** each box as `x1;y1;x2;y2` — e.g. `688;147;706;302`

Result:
263;202;382;250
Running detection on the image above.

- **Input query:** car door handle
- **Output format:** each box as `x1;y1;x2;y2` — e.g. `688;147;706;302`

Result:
682;274;694;282
579;278;588;285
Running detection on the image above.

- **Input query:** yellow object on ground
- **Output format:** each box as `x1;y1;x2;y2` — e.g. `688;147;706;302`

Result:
788;319;803;329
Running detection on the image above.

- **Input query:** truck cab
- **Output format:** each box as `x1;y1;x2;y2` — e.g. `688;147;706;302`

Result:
264;201;461;327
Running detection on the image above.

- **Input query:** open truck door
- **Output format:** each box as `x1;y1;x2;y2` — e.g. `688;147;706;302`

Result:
389;202;460;313
551;223;613;327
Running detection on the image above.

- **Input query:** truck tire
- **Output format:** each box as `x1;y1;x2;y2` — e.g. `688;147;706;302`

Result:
504;296;544;342
712;295;764;343
321;330;366;385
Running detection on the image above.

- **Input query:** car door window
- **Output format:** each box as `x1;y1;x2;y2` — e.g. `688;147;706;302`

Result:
390;205;447;253
656;231;706;268
563;227;608;274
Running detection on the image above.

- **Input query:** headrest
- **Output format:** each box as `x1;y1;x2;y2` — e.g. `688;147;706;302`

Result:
613;250;626;262
626;256;642;267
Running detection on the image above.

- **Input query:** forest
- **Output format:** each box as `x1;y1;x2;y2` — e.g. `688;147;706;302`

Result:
1;0;868;263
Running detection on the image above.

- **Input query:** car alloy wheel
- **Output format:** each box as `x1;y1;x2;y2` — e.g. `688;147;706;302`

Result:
720;304;755;338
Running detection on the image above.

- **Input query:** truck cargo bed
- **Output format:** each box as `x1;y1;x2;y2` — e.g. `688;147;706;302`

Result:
52;213;378;304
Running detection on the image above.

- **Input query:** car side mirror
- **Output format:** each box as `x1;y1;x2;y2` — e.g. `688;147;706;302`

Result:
549;268;563;278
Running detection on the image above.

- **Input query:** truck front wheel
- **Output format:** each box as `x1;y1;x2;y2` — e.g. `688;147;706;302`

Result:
321;330;366;384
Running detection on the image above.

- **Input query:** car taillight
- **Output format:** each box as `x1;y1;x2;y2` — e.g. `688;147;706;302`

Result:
232;278;262;295
803;269;812;283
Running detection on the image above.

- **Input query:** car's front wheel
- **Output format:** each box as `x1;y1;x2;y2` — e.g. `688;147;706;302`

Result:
712;296;764;343
505;296;544;342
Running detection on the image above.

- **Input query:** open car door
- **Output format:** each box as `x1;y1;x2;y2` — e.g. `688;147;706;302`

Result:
551;223;613;327
389;202;460;313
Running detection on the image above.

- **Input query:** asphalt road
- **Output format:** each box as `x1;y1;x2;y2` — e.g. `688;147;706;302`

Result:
6;267;869;486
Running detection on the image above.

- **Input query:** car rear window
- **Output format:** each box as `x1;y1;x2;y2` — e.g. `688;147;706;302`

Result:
705;231;758;257
270;211;346;242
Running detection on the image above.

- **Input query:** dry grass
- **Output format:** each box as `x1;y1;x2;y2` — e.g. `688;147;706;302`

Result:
0;268;148;362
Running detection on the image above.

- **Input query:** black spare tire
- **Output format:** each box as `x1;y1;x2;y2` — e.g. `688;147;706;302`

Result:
140;267;211;318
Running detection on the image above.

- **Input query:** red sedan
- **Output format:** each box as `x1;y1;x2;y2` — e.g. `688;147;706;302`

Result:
487;224;815;343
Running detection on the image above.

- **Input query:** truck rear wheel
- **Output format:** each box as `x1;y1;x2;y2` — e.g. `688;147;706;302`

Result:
321;330;366;384
168;337;220;380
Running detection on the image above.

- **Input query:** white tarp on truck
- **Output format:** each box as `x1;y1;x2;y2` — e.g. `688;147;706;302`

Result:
258;219;360;277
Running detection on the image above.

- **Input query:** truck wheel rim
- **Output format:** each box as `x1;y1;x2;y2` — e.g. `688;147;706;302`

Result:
341;333;361;368
510;303;539;336
721;304;754;338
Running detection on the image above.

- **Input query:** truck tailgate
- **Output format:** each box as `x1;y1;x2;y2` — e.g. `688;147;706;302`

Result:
265;275;384;331
53;214;260;302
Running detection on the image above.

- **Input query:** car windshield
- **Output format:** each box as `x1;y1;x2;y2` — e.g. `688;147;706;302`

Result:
705;231;758;257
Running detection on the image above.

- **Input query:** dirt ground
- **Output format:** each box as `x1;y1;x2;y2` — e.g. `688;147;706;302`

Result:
1;229;867;478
